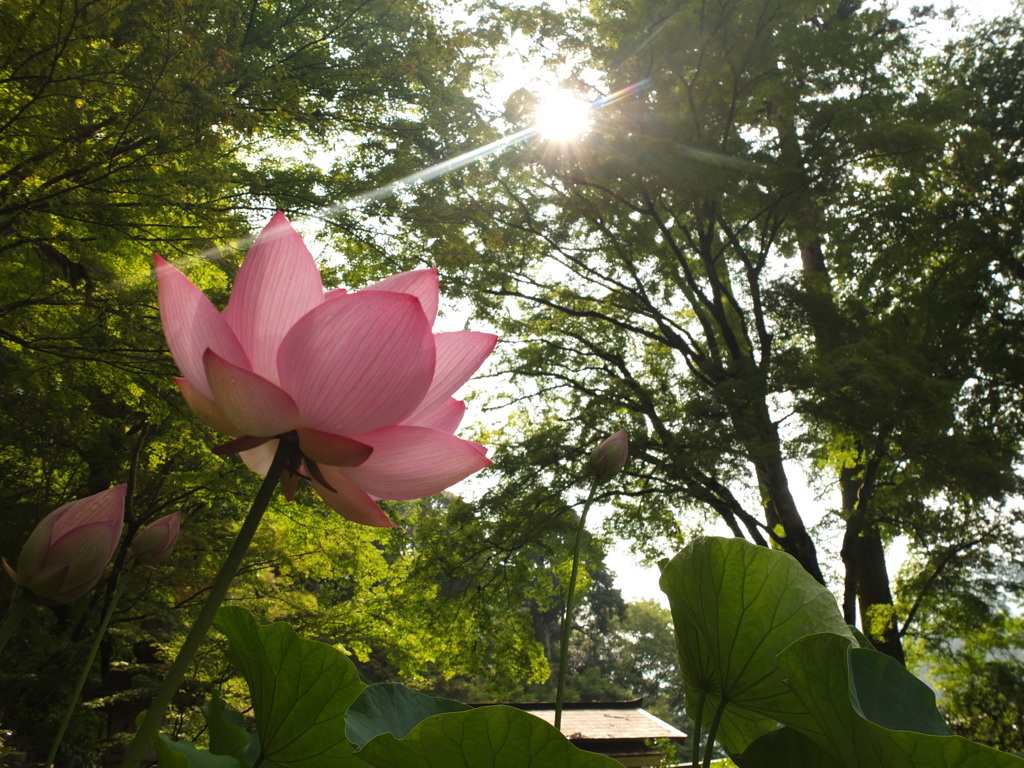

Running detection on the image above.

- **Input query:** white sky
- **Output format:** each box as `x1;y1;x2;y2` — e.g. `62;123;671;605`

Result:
896;0;1020;24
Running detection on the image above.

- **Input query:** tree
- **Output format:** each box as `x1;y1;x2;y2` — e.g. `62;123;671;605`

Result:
0;0;503;761
782;6;1024;662
330;0;1024;666
909;612;1024;753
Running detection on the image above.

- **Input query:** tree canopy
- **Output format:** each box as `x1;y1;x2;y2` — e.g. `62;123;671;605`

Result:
2;0;1024;761
0;0;514;762
329;0;1024;668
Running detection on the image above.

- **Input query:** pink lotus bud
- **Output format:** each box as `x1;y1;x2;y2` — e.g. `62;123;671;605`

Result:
590;429;629;484
130;511;181;566
2;485;126;605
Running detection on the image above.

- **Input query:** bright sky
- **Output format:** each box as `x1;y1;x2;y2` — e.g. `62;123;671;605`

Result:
895;0;1020;23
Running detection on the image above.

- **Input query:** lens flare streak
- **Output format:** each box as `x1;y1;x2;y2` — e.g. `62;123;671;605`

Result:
155;80;655;267
345;79;654;206
344;127;535;206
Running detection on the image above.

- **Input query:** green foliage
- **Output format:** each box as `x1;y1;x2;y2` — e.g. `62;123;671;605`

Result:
609;600;687;724
660;536;853;754
345;684;470;749
160;607;622;768
494;594;690;735
774;633;1020;767
661;537;1024;767
203;695;251;764
216;606;365;767
328;0;1024;677
0;0;518;760
3;0;1024;759
155;732;241;768
130;542;1024;767
733;728;844;768
354;706;621;767
909;614;1024;753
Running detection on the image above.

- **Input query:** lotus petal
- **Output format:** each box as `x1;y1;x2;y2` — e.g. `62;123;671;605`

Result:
278;291;435;435
157;214;495;527
131;512;181;566
309;469;396;527
401;398;466;433
364;268;439;323
9;485;125;604
280;472;301;501
203;350;301;437
1;558;18;584
176;378;239;435
296;428;373;467
406;331;497;421
19;564;71;600
155;255;249;400
341;425;491;499
48;485;125;540
222;212;326;383
48;521;123;588
239;440;279;477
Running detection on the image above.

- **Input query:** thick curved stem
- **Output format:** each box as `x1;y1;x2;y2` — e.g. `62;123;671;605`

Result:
702;698;728;768
554;481;599;731
119;443;290;768
690;691;706;768
48;576;130;766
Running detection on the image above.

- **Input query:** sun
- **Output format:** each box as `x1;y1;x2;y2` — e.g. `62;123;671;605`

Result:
533;88;593;142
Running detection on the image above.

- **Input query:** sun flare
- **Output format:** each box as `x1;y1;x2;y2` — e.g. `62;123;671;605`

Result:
533;89;593;141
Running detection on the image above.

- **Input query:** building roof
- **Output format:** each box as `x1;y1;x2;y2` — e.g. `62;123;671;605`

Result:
477;699;686;741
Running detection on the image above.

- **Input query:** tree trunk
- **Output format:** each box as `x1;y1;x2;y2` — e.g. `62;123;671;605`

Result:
778;107;905;661
747;403;825;585
853;527;905;663
839;457;905;663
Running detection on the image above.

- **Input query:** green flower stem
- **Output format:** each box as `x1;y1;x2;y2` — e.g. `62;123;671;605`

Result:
119;442;290;768
554;480;599;732
48;575;131;767
690;691;706;768
701;699;727;768
0;588;33;657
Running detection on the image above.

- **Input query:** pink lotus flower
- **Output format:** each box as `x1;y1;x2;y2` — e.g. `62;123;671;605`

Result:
155;212;496;526
130;511;181;566
2;485;126;605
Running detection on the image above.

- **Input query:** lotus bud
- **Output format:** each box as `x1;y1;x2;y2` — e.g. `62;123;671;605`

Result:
130;512;181;567
590;429;629;484
2;485;126;605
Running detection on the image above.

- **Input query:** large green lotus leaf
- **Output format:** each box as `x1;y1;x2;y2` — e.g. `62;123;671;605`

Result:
847;625;874;649
847;643;950;736
346;682;471;748
200;698;290;768
154;733;240;768
216;606;365;768
658;536;853;754
202;694;252;764
355;705;622;767
778;632;1024;767
734;727;845;768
